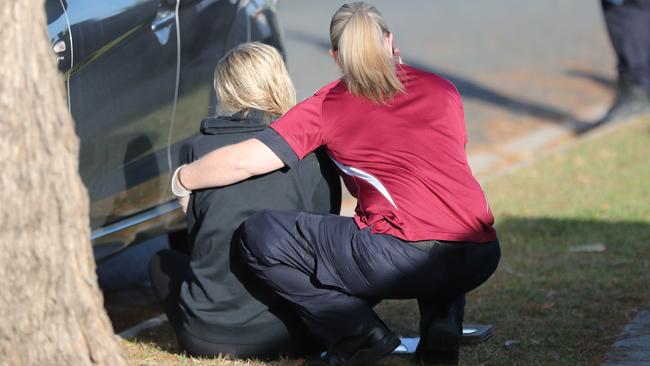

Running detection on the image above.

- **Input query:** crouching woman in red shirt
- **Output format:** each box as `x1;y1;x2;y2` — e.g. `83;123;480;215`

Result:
174;2;500;365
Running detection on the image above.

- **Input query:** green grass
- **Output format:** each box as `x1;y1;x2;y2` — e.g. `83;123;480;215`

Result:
124;118;650;366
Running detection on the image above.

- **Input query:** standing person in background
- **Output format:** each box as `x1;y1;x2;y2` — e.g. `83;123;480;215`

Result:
149;42;340;359
598;0;650;124
174;2;500;365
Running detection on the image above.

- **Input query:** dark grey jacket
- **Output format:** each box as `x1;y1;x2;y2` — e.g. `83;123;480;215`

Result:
179;109;341;344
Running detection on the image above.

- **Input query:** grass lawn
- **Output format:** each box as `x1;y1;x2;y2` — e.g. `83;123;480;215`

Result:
123;118;650;365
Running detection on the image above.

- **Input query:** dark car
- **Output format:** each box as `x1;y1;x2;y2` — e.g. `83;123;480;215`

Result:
45;0;285;260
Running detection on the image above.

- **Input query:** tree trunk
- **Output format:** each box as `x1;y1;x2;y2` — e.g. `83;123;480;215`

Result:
0;2;127;365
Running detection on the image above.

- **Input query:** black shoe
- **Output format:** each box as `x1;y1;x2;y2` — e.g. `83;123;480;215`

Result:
596;80;650;125
305;322;400;366
415;298;464;366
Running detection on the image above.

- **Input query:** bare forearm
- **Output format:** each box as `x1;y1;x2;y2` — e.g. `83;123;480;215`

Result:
180;144;250;190
178;138;284;191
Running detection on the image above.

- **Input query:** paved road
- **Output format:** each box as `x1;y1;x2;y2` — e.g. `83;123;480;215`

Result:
277;1;615;154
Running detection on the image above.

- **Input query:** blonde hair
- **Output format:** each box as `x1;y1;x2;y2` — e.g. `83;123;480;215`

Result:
214;42;296;117
330;2;404;103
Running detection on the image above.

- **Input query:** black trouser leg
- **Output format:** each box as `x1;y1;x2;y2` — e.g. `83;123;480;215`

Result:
148;249;314;359
417;296;465;343
602;0;650;94
416;295;465;364
414;239;501;362
240;211;379;344
240;210;500;347
148;249;191;334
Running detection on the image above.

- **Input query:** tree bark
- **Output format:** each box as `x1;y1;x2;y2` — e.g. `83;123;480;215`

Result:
0;2;127;365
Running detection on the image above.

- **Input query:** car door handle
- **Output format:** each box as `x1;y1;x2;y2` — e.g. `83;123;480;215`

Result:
53;39;71;71
153;0;200;32
151;9;175;32
53;39;66;54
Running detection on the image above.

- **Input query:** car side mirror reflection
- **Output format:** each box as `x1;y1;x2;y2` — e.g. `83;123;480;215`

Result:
45;0;67;22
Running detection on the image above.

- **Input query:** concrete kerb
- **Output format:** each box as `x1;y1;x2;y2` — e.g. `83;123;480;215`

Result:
118;314;168;340
467;102;611;180
477;114;648;184
602;304;650;366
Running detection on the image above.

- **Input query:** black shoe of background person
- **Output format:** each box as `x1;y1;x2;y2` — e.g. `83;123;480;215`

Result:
415;300;464;365
304;321;400;366
596;80;650;126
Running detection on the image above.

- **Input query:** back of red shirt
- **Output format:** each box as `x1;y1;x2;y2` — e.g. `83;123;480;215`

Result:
270;64;497;243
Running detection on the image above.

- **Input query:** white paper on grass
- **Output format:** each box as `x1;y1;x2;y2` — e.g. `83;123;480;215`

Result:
393;337;420;353
393;329;477;354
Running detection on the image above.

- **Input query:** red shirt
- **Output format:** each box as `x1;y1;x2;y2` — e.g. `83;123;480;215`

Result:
270;64;497;243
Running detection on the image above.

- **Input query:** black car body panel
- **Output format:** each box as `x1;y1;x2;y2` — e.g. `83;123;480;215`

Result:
45;0;285;260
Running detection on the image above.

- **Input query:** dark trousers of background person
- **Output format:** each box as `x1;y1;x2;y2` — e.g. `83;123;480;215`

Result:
602;0;650;95
239;210;500;345
149;249;319;358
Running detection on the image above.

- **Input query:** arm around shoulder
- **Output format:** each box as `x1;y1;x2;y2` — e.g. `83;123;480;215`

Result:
178;138;284;191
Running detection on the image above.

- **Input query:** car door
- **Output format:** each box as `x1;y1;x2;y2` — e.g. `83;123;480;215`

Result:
46;0;179;240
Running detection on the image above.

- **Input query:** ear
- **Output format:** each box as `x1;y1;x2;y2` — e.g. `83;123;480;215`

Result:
328;49;337;61
386;32;395;52
329;49;342;68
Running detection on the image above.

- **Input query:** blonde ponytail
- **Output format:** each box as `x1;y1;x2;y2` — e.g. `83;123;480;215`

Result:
330;2;404;103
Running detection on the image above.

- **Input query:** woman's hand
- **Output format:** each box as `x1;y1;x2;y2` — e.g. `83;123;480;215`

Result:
179;196;190;214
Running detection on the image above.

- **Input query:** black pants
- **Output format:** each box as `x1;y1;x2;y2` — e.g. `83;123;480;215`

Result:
239;211;500;344
148;250;317;359
603;0;650;94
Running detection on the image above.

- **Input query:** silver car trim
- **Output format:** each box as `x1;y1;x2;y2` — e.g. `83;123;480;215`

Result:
165;0;183;174
59;0;73;109
90;200;181;241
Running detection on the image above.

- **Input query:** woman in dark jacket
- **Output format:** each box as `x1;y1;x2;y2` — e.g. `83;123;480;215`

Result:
148;43;340;359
